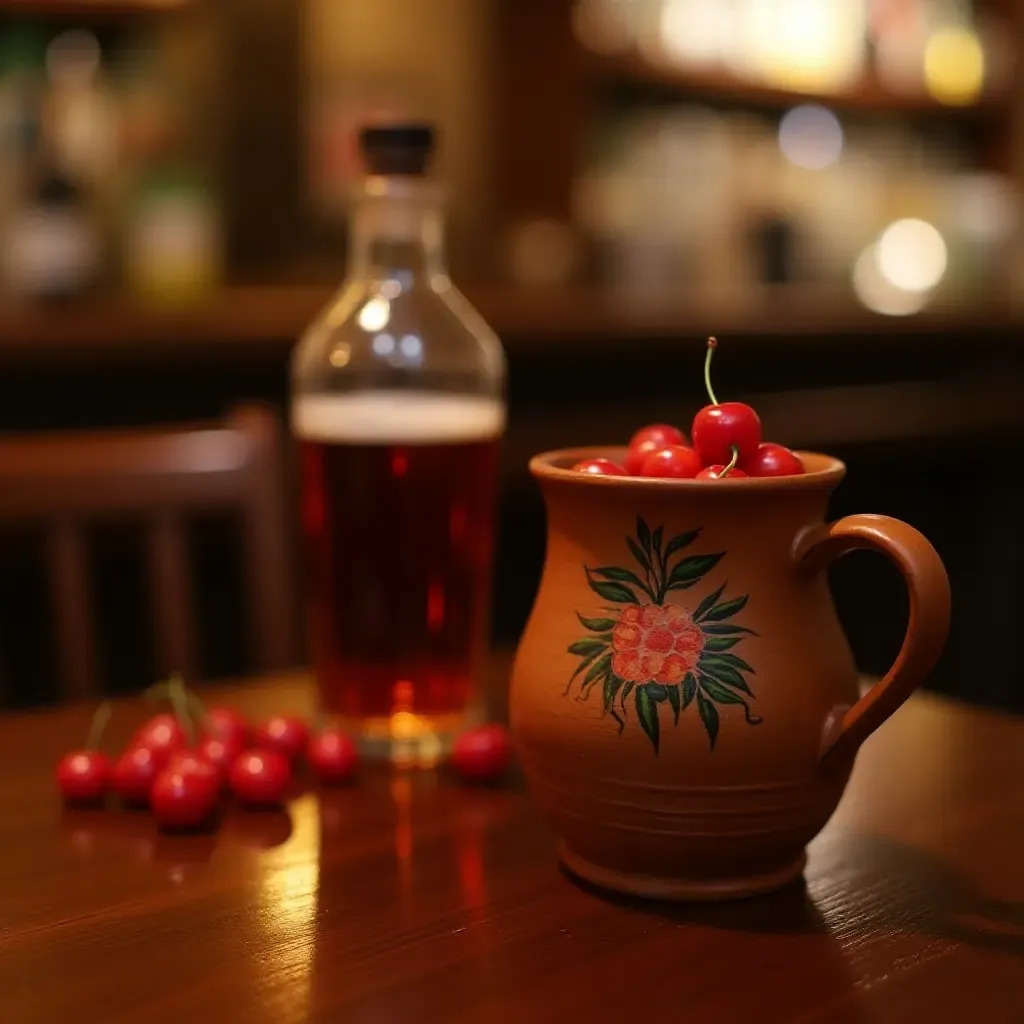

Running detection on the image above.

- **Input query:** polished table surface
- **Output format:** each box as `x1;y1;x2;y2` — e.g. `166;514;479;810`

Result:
4;664;1024;1024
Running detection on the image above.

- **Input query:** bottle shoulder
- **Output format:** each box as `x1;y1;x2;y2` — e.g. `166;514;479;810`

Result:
292;279;505;394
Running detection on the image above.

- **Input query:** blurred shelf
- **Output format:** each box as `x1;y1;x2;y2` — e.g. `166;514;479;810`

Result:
0;285;1021;365
588;50;1007;118
0;0;193;14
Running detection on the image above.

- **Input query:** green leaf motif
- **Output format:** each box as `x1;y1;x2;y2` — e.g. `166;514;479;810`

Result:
626;537;651;573
667;684;681;724
585;568;639;605
681;673;697;710
568;637;607;658
709;651;754;674
693;582;727;623
699;657;754;696
697;692;720;750
667;553;724;591
580;652;612;695
700;623;757;636
636;516;652;555
703;636;742;652
652;526;663;556
646;683;668;702
602;673;623;714
701;678;748;706
663;528;700;560
620;680;634;709
702;595;749;622
576;612;618;632
593;566;650;594
635;686;660;754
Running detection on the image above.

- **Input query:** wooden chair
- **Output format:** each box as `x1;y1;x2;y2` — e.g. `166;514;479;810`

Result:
0;405;299;700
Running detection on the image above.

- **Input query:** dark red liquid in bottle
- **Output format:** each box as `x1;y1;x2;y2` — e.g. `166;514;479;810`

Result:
297;397;501;743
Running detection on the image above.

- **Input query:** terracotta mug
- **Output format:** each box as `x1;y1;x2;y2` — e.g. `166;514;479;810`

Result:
510;448;951;901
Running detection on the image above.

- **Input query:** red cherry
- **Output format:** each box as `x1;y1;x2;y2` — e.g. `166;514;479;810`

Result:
130;713;186;768
571;458;627;477
743;443;804;477
196;734;243;782
204;706;248;750
151;758;219;829
229;749;292;807
56;701;113;803
253;716;309;761
450;724;513;782
57;751;110;803
696;465;749;480
691;337;761;466
628;423;686;451
692;403;761;466
308;729;359;784
111;745;161;806
639;444;702;479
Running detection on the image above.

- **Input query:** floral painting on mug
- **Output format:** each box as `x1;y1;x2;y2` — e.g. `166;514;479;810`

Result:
565;516;761;753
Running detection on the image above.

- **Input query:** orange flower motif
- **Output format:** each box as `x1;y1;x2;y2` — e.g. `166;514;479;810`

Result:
611;604;704;685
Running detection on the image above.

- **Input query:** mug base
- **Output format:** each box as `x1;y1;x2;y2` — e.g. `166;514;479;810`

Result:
558;840;807;902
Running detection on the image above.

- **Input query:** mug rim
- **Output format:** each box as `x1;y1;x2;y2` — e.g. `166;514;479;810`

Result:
530;447;846;490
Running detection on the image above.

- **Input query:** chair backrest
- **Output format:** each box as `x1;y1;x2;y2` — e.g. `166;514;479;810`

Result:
0;404;299;700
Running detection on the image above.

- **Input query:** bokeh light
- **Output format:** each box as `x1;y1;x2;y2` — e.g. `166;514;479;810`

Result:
924;28;985;106
852;244;931;317
876;219;948;293
778;105;843;170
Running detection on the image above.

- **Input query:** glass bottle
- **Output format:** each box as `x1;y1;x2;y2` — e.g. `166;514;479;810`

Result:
291;124;506;765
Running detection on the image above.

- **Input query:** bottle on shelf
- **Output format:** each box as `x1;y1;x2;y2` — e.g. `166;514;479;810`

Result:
291;123;507;765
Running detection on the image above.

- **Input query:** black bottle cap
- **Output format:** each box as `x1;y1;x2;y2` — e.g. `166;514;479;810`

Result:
359;123;435;177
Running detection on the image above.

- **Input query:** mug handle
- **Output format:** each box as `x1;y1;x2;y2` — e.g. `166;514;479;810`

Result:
795;514;951;764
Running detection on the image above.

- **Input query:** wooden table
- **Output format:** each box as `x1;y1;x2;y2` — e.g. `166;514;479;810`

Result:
4;667;1024;1023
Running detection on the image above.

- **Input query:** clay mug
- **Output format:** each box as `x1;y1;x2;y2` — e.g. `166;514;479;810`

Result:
510;448;951;901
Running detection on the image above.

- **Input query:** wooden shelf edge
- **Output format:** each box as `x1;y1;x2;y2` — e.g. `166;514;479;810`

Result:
0;286;1020;362
0;0;194;15
587;49;1008;118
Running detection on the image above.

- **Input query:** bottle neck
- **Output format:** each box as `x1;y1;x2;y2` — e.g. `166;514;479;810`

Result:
348;179;446;284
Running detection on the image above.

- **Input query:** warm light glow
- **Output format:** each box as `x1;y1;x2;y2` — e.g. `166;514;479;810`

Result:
924;28;985;106
876;219;948;293
357;296;390;332
778;105;843;170
737;0;867;92
255;794;320;1019
852;244;930;317
329;342;351;367
659;0;731;67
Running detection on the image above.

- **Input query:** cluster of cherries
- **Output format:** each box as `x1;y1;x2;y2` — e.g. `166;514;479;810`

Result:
573;338;804;480
56;677;513;830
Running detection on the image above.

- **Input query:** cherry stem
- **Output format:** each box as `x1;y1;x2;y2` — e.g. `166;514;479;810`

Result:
720;446;739;478
167;673;197;747
86;701;112;751
704;336;720;406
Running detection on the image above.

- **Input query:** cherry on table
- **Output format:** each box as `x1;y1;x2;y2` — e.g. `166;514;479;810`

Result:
571;458;627;477
151;757;219;830
691;338;762;467
450;724;513;783
111;745;162;806
229;749;292;807
56;702;113;804
253;715;309;761
743;443;804;477
308;728;359;784
203;706;249;751
196;734;243;783
57;751;111;804
130;713;186;768
697;465;749;480
639;444;702;479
